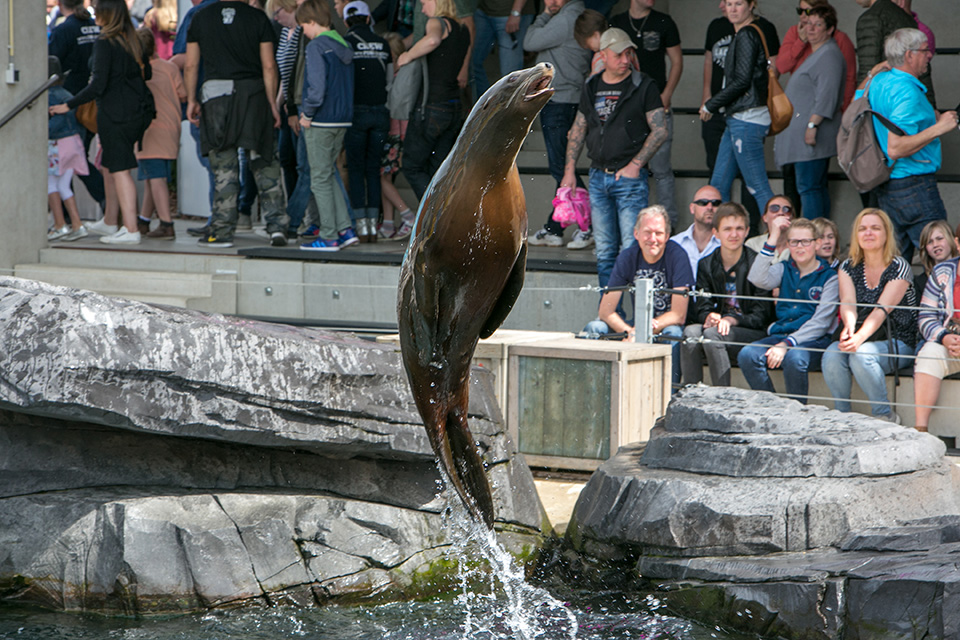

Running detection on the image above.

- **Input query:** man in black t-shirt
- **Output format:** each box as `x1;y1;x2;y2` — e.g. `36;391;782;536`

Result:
609;0;681;226
560;28;667;289
185;0;289;248
700;3;779;235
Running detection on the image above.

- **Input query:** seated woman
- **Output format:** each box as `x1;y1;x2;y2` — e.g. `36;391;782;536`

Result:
822;208;916;422
745;195;796;263
914;220;959;300
914;255;960;432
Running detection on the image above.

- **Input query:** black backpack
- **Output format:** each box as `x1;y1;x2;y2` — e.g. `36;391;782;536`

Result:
836;78;905;193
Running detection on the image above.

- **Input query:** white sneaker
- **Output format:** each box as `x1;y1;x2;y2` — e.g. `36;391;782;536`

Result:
567;228;594;250
236;214;253;231
48;225;71;241
529;228;563;247
87;218;119;236
99;227;141;245
62;225;89;242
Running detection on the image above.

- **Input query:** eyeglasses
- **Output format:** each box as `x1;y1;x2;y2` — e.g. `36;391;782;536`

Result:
693;198;722;207
767;204;793;214
787;238;815;248
795;7;812;15
910;48;933;54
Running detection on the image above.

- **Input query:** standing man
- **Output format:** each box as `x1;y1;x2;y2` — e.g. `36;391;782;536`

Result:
862;28;956;263
610;0;681;226
560;27;667;288
185;0;290;248
669;185;722;280
523;0;591;249
853;0;935;106
472;0;534;99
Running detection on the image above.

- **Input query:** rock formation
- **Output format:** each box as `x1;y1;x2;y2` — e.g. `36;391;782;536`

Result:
566;386;960;639
0;277;547;613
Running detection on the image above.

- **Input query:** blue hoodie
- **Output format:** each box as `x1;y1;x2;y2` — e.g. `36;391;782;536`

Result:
301;30;354;127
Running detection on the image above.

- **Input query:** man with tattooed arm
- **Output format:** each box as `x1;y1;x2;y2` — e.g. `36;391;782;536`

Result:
560;27;668;288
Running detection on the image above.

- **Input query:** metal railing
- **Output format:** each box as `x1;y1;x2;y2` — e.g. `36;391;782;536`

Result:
0;74;58;131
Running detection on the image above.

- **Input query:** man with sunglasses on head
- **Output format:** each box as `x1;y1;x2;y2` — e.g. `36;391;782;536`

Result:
669;185;722;280
737;217;838;404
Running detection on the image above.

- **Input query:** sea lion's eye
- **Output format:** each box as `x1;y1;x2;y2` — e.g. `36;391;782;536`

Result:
508;74;518;83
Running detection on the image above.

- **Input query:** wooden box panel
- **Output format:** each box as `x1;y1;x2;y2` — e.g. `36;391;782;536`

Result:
508;339;671;471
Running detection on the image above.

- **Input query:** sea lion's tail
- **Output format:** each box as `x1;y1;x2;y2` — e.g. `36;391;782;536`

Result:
434;404;495;529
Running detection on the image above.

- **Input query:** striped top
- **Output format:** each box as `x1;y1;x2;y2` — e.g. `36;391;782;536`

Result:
277;26;302;101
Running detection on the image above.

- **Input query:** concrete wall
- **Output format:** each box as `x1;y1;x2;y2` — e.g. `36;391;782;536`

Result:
0;0;47;272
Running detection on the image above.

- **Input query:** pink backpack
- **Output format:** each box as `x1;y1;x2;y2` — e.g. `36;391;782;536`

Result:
551;187;591;232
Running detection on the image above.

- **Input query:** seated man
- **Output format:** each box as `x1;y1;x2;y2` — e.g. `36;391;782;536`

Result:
681;202;774;387
737;217;839;403
584;205;693;385
669;185;722;280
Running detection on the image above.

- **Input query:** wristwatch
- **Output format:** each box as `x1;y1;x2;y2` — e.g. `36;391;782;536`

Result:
510;9;521;16
806;122;818;129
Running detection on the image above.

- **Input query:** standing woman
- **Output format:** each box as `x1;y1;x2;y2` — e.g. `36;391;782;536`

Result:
774;4;844;221
700;0;775;214
822;208;916;421
396;0;470;202
51;0;153;245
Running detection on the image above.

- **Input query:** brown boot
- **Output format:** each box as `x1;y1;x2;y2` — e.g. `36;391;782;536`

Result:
145;222;176;240
137;218;151;235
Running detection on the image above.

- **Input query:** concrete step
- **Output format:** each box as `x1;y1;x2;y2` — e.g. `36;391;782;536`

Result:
13;263;218;309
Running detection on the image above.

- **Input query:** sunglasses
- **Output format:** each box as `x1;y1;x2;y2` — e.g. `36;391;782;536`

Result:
767;204;793;214
796;7;812;15
787;238;815;248
693;198;722;207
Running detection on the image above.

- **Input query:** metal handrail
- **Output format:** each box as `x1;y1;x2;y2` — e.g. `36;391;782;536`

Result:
0;74;60;131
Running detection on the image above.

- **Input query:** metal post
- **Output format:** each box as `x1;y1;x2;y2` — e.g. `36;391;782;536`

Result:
634;277;655;344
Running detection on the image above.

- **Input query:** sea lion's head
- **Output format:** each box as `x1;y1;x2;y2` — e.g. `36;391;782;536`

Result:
458;63;555;160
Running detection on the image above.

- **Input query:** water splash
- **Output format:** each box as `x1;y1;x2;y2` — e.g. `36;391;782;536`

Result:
436;478;578;640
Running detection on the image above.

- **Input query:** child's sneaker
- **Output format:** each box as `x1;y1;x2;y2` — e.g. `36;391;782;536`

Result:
338;228;359;247
528;228;563;247
300;237;341;251
567;228;594;250
301;225;320;238
48;225;71;241
62;225;89;242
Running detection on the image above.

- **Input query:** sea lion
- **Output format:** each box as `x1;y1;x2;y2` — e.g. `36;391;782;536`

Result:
397;63;555;528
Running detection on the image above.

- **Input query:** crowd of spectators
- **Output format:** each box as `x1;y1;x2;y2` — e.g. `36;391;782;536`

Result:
44;0;960;425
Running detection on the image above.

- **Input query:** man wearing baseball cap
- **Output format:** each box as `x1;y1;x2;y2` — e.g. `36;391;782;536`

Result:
342;0;391;242
560;27;668;289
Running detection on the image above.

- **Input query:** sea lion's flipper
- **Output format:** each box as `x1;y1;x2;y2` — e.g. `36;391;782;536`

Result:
442;404;495;528
479;243;527;340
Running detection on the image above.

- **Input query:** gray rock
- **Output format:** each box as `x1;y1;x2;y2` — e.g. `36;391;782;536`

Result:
565;386;960;639
0;277;547;613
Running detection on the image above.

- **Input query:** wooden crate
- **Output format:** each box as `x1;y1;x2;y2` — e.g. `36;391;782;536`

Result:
507;339;672;471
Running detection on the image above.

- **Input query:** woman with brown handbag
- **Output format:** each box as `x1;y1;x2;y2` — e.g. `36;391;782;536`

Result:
49;0;154;245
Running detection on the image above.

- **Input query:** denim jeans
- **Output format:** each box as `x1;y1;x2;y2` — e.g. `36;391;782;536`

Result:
647;110;676;226
403;102;463;201
701;114;761;235
876;173;947;264
189;122;215;210
822;339;912;417
681;323;767;387
345;104;390;219
794;158;831;220
588;167;649;288
540;101;583;235
238;148;258;215
584;319;683;386
303;127;351;239
710;117;774;216
737;333;832;403
471;9;533;98
286;129;319;232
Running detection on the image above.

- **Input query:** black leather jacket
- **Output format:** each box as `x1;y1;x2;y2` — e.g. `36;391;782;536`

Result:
705;23;768;118
693;246;774;331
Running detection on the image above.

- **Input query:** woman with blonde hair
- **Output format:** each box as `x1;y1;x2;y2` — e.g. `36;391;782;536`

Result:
822;208;917;422
50;0;154;245
395;0;470;201
142;0;177;60
812;217;840;267
914;220;960;297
